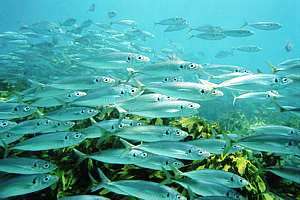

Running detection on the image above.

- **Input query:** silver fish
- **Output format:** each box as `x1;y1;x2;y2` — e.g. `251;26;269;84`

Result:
0;157;57;174
12;131;86;151
0;174;58;199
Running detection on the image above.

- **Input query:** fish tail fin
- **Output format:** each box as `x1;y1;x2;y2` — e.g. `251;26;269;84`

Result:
36;110;45;117
187;186;196;200
222;133;234;155
96;168;110;183
188;27;194;33
26;79;46;87
160;167;174;184
257;69;263;74
272;100;287;112
0;139;9;158
114;105;128;115
188;35;194;39
171;165;184;179
266;61;278;74
89;117;97;124
211;128;218;138
73;148;88;163
90;168;111;192
240;21;248;28
119;138;134;149
232;94;238;107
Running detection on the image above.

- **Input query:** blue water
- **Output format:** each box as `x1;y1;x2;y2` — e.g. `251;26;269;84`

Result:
1;0;299;72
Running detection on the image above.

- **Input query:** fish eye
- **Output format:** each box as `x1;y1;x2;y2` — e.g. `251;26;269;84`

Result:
198;150;203;154
23;106;30;111
103;77;109;82
176;130;181;135
138;56;142;60
119;124;123;128
164;77;169;82
43;163;50;169
43;176;50;182
189;63;197;69
142;152;148;157
173;77;177;81
1;122;7;127
239;179;243;183
282;77;288;83
189;104;194;108
137;122;142;126
88;109;94;113
131;89;136;93
74;133;81;139
176;194;181;199
212;90;217;94
266;94;271;98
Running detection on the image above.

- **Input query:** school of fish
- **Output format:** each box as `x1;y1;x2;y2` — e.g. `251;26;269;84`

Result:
0;10;299;200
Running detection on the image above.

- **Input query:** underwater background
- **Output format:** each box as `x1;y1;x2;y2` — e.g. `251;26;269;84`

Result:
0;0;300;200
